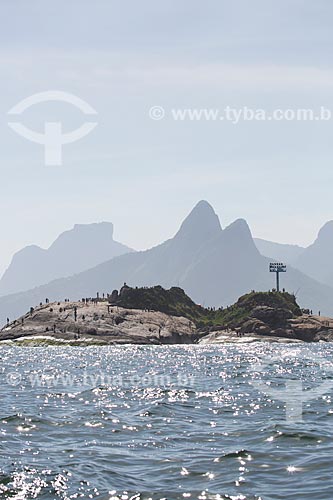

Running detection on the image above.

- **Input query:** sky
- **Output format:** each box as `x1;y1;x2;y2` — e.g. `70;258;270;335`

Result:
1;0;333;275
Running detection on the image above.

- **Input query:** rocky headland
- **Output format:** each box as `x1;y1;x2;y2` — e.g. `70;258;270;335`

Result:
0;301;197;346
1;285;333;345
198;290;333;343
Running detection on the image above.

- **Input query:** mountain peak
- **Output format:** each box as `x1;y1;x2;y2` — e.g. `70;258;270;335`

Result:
223;218;259;254
193;199;215;211
175;201;222;242
224;218;252;236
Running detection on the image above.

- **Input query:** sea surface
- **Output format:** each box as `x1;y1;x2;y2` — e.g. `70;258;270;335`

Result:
0;344;333;500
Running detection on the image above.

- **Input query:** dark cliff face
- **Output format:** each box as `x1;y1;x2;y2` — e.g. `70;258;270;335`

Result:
250;306;293;328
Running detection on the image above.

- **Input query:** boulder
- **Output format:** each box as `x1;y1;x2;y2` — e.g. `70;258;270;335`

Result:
250;305;293;328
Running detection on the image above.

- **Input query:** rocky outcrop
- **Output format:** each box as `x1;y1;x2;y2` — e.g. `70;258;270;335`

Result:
244;305;333;341
200;313;333;343
199;291;333;343
0;301;198;345
2;287;333;345
250;305;293;326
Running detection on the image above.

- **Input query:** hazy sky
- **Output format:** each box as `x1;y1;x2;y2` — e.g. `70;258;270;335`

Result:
1;1;333;275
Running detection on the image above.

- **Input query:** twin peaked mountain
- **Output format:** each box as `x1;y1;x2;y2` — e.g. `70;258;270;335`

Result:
1;200;333;324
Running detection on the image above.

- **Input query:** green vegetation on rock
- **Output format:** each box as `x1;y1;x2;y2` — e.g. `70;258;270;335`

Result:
110;285;210;324
110;286;302;330
214;291;302;328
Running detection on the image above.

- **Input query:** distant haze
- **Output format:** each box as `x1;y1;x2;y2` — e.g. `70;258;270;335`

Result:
1;2;333;277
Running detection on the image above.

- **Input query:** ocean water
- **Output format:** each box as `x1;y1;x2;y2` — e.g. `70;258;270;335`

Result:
0;344;333;500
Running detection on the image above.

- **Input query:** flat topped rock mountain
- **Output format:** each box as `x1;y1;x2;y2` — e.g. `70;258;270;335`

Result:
0;222;132;296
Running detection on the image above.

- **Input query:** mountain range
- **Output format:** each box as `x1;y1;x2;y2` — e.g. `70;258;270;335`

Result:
254;238;304;264
1;200;333;325
254;223;333;288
